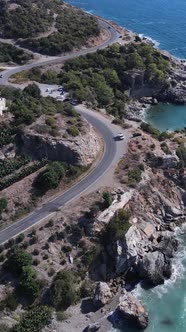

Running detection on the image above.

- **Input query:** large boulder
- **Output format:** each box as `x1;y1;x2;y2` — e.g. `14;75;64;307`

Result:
93;282;112;308
158;236;178;258
116;293;148;330
84;322;101;332
138;251;171;286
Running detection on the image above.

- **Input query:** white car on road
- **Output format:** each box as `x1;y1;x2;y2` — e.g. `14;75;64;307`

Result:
116;133;125;140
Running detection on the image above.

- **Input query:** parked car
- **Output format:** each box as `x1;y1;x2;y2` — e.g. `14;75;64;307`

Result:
70;99;78;106
58;87;64;92
132;132;142;138
63;98;71;103
63;98;78;105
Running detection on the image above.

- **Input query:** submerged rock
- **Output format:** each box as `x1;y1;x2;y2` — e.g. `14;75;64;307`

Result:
116;292;148;330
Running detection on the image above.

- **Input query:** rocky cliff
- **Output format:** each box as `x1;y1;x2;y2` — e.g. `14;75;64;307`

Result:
19;117;101;167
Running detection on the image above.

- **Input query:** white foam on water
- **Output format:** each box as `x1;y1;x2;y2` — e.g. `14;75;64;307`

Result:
139;34;160;48
132;225;186;302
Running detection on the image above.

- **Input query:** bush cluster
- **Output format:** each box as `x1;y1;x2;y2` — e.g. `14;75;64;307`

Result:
0;0;53;39
104;208;131;241
49;270;77;310
34;161;65;192
5;247;39;302
11;305;52;332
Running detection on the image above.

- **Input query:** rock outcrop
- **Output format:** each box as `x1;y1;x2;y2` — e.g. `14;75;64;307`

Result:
149;153;179;169
116;293;148;330
93;282;112;308
138;251;171;286
95;189;135;232
19;117;101;166
160;83;186;104
84;323;101;332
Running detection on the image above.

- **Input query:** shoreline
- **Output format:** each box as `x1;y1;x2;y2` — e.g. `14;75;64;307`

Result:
78;2;186;63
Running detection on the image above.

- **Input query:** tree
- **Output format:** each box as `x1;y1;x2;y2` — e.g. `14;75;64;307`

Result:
23;83;41;98
0;197;7;215
49;271;76;310
34;162;65;192
6;247;32;276
19;266;39;301
103;68;120;87
126;51;144;69
95;81;114;106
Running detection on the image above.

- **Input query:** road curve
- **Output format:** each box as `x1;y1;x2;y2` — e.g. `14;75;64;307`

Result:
0;107;118;244
0;18;120;85
0;18;121;244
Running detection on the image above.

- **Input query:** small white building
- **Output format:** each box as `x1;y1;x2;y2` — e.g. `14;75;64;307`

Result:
0;97;6;116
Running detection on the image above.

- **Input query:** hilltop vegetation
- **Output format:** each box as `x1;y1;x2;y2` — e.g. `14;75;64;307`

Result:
24;42;170;118
0;0;54;39
21;7;100;55
0;0;100;56
0;42;32;64
60;43;170;114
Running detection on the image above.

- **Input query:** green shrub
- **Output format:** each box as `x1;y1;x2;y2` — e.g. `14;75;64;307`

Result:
176;144;186;167
81;245;100;267
103;191;113;208
61;245;72;253
6;247;32;276
160;142;171;154
46;116;57;128
0;293;18;311
11;305;52;332
140;122;160;138
104;209;131;240
19;266;39;301
0;197;7;214
67;126;79;137
80;280;94;298
49;271;76;310
16;233;25;244
56;311;68;321
34;162;65;192
127;168;142;186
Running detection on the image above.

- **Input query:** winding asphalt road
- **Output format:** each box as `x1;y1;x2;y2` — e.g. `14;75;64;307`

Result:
0;19;120;85
0;18;123;244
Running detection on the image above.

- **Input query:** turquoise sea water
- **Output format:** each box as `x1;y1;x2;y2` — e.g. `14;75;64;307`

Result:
65;1;186;331
145;103;186;132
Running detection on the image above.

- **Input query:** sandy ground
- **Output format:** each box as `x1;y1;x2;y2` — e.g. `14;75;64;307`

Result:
44;291;122;332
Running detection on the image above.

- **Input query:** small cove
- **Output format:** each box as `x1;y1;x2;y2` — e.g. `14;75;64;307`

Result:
145;103;186;132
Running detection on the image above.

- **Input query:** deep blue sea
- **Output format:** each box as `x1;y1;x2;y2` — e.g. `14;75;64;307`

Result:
67;0;186;132
66;1;186;331
67;0;186;59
